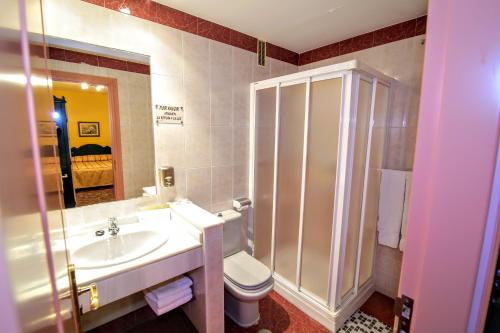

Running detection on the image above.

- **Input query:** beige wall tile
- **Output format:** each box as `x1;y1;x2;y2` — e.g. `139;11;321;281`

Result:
185;125;211;168
186;167;211;210
233;164;249;199
375;244;403;298
211;126;233;167
211;166;233;206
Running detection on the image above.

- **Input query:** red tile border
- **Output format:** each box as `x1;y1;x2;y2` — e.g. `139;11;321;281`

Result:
351;32;374;53
48;47;66;61
300;15;427;66
298;50;313;66
105;0;157;21
374;21;410;47
81;0;298;65
197;19;231;45
97;56;128;71
65;49;99;66
156;4;197;34
47;46;150;75
80;1;426;67
229;29;257;53
415;16;427;35
267;43;299;66
126;62;150;75
314;42;340;62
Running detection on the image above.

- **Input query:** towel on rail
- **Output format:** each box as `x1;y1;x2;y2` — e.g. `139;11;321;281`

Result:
399;173;412;251
378;169;412;249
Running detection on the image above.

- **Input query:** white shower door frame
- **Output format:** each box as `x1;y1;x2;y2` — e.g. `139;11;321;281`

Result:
249;60;393;330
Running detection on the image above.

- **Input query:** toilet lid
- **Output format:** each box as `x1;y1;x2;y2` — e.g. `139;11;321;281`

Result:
224;251;272;290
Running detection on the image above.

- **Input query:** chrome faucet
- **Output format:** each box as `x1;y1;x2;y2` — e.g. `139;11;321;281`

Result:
108;217;120;238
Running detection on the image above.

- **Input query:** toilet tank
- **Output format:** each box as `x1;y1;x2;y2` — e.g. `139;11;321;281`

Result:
217;210;243;257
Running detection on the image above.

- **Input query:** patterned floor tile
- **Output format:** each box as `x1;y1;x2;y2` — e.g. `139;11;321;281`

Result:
337;310;392;333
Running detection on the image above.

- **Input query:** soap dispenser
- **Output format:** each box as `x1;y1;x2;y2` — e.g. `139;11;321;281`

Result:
159;166;175;187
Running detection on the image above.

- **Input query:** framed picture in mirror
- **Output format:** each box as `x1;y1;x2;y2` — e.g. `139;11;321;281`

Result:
78;122;100;137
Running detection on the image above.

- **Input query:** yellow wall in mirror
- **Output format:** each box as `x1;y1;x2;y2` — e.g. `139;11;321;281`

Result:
52;83;111;149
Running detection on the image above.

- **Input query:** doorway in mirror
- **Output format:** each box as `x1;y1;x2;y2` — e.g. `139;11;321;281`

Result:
46;41;156;209
52;74;121;207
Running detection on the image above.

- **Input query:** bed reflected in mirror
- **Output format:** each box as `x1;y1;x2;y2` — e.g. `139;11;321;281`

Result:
47;39;155;208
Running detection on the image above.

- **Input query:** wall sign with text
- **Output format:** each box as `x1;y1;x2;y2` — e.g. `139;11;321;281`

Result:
156;104;184;125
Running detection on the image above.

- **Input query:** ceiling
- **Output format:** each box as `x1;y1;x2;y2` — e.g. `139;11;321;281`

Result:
156;0;428;53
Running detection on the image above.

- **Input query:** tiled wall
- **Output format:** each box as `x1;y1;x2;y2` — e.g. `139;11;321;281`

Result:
375;245;403;299
300;35;425;171
45;0;297;213
299;35;426;298
48;59;156;199
155;35;296;212
46;0;423;298
81;0;299;65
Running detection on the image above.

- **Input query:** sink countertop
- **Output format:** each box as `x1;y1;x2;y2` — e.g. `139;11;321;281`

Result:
71;209;202;286
16;206;206;305
170;200;224;230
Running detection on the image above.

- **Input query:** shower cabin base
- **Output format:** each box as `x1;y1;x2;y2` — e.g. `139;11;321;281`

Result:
273;276;375;331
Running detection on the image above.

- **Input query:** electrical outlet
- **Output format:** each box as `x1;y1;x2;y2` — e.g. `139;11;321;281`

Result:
397;295;414;333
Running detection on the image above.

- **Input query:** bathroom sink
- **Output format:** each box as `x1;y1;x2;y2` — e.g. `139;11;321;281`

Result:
71;229;169;269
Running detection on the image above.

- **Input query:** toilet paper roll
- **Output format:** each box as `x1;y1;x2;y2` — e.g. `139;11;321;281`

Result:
233;198;251;211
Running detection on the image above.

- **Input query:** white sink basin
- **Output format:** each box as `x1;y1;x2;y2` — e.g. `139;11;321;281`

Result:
72;229;169;269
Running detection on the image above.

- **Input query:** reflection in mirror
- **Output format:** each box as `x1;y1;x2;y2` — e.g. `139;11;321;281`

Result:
46;40;156;208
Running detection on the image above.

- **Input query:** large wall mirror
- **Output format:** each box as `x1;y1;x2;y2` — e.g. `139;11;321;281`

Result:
46;38;156;208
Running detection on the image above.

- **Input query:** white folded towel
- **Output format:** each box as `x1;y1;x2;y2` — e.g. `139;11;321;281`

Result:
145;292;193;316
145;276;192;302
145;287;192;309
143;276;193;316
378;169;408;248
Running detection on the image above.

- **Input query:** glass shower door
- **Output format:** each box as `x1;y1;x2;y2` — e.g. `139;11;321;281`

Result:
253;87;277;269
300;77;343;302
340;77;374;301
358;82;390;288
274;82;307;283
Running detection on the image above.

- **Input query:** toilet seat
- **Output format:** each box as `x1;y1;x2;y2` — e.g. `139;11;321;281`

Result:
224;251;273;301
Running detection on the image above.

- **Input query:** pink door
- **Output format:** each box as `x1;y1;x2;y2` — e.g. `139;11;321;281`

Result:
398;0;500;332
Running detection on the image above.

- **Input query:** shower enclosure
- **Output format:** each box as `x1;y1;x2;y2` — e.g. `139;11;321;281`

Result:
249;60;393;330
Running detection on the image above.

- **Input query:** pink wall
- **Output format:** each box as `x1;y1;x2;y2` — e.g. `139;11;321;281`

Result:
399;0;500;332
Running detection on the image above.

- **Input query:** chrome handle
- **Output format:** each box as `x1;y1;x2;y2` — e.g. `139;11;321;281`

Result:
61;174;68;179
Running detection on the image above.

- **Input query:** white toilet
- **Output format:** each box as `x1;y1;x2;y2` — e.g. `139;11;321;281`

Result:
217;210;273;327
